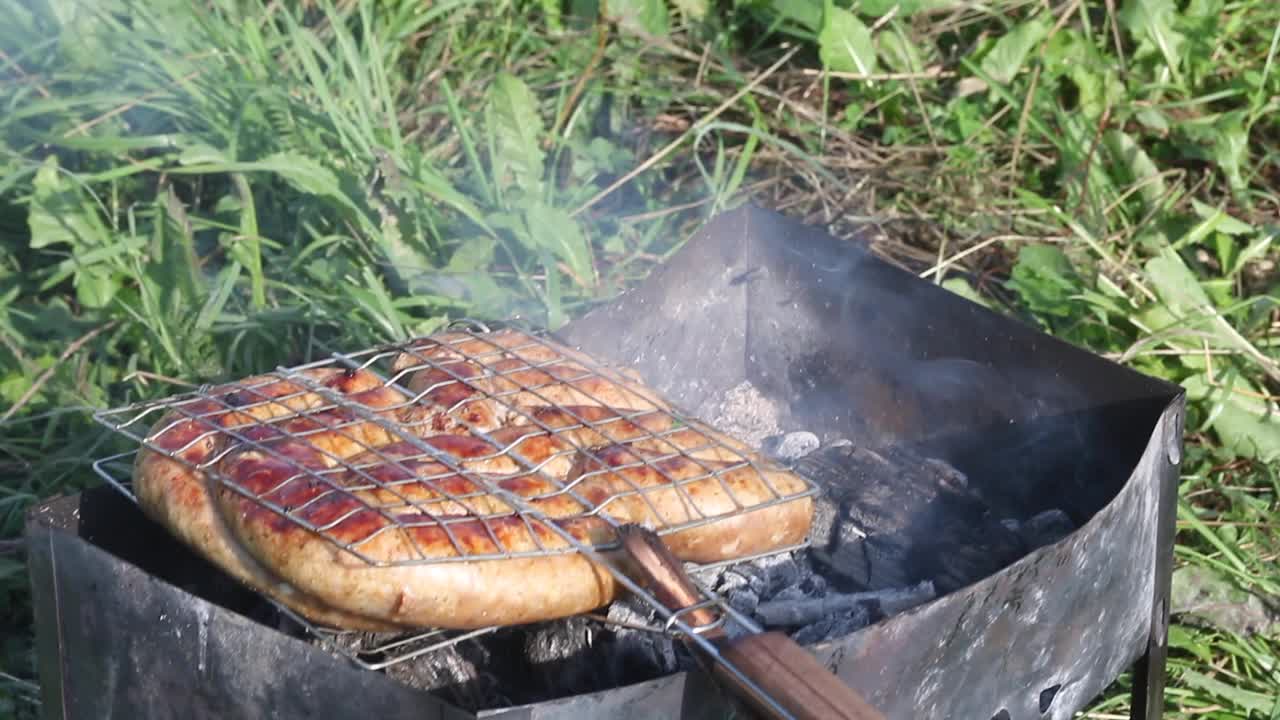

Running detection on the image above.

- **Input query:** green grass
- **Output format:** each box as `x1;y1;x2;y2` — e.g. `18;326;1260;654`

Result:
1;0;1277;717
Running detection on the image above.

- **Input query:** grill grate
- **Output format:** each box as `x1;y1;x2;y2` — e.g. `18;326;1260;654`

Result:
91;323;818;567
90;323;819;677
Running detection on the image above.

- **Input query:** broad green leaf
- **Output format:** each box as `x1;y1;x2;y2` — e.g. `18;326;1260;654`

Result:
1119;0;1186;80
1183;374;1280;462
819;7;878;75
539;0;563;31
1042;29;1123;120
1191;199;1254;235
1227;233;1275;278
1146;246;1214;311
876;24;926;74
374;202;437;297
446;237;498;272
1134;107;1170;132
1104;130;1166;210
979;15;1049;85
486;72;546;196
434;236;513;319
167;153;355;212
158;185;206;306
940;277;991;308
1166;625;1215;665
258;152;345;200
612;0;670;37
348;266;407;341
229;174;264;309
525;202;595;291
1006;244;1084;320
1173;205;1245;253
195;262;242;332
27;156;110;250
0;367;40;405
1211;111;1249;196
73;265;120;308
771;0;823;30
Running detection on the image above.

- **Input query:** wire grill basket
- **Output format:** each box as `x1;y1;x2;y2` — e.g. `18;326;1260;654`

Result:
91;323;818;568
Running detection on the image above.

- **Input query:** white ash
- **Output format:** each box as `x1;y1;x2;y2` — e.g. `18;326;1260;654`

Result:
316;628;505;710
597;596;685;680
762;431;821;461
695;380;783;447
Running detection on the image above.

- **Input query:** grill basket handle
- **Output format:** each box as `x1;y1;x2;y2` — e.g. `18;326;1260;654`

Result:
616;525;886;720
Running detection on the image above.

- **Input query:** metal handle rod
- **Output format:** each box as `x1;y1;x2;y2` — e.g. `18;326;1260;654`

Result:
617;525;887;720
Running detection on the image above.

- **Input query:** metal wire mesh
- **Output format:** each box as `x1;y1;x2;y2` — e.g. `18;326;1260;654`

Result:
91;324;818;704
91;325;819;568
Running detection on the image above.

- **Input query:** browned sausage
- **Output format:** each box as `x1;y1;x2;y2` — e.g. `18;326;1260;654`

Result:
134;368;418;631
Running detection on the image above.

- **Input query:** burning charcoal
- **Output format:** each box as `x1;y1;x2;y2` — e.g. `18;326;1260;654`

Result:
762;431;820;461
798;571;828;597
813;535;914;591
758;596;859;628
756;580;934;629
601;600;680;682
792;618;837;646
370;635;498;709
807;493;843;556
741;552;802;598
771;585;809;604
923;457;969;491
1020;508;1076;548
794;444;986;538
929;523;1027;594
716;569;752;595
791;606;872;646
523;616;602;694
727;587;759;617
874;580;937;617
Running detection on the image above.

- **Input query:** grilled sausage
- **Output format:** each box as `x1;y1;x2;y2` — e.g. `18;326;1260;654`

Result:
211;426;812;629
136;330;817;630
211;436;623;629
134;368;418;631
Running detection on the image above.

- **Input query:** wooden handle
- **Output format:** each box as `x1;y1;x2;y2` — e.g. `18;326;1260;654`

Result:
710;631;885;720
615;525;885;720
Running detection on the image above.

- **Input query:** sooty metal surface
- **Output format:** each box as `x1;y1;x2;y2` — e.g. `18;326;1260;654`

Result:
26;205;1181;719
553;205;1183;719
